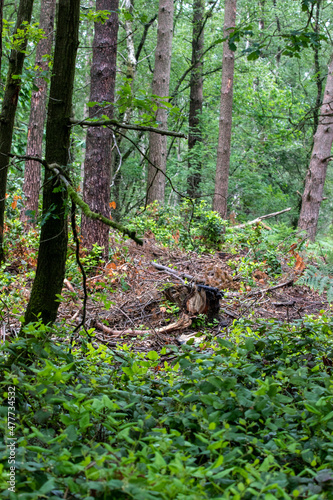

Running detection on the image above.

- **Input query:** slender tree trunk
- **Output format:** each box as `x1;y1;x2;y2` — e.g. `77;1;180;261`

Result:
313;0;322;134
298;54;333;241
111;0;135;221
0;0;34;262
81;0;119;258
213;0;237;217
187;0;204;199
24;0;80;325
146;0;174;205
111;12;157;221
0;0;3;81
20;0;56;228
272;0;281;65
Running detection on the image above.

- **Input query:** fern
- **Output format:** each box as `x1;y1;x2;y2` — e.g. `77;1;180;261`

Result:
298;264;333;302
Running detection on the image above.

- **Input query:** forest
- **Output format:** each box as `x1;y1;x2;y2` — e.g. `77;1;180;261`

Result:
1;0;333;498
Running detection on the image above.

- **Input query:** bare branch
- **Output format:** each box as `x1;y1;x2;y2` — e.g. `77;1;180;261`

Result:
70;117;187;139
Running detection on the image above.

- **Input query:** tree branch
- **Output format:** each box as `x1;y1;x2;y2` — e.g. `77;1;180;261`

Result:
7;153;143;245
70;117;187;139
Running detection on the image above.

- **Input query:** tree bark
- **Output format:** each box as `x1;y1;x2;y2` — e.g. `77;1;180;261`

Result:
20;0;56;228
111;0;135;221
146;0;174;205
187;0;204;199
213;0;237;218
24;0;80;325
0;0;34;262
81;0;119;259
298;53;333;241
313;0;322;134
0;0;3;82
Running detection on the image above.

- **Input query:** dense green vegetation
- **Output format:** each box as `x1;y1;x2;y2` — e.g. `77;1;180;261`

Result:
1;314;333;499
1;0;333;498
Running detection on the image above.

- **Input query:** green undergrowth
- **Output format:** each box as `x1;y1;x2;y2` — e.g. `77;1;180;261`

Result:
1;316;333;499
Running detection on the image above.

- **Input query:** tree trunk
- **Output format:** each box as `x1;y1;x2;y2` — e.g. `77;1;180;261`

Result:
146;0;174;205
213;0;237;218
20;0;56;228
81;0;119;259
0;0;3;82
24;0;80;325
298;53;333;241
111;0;135;221
0;0;34;262
313;0;322;134
187;0;204;199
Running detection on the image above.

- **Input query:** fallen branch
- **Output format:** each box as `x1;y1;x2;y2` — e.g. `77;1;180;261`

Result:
249;279;294;296
272;301;296;307
234;207;291;229
95;314;192;337
70;118;187;139
151;262;194;283
221;307;239;319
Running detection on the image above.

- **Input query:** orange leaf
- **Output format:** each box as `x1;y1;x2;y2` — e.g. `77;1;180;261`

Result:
11;200;17;209
294;253;306;272
106;262;117;271
110;201;116;209
160;306;167;313
289;243;297;255
172;230;180;243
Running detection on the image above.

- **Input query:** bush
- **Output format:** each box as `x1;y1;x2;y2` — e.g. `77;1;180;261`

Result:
1;316;333;499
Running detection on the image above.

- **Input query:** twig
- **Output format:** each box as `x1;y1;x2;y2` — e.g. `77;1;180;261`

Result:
221;308;239;319
248;279;294;296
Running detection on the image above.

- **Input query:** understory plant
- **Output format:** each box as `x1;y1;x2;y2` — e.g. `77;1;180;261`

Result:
1;316;333;499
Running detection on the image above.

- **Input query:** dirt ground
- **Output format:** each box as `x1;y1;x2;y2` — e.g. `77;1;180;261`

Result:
54;235;330;352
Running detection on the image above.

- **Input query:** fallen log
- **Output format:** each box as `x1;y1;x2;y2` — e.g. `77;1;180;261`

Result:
234;207;291;229
94;313;192;338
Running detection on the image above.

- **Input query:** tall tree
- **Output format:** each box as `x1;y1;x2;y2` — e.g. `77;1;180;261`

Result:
0;0;34;262
81;0;119;258
0;0;3;81
298;53;333;241
213;0;237;218
146;0;174;205
187;0;205;199
20;0;56;228
24;0;80;325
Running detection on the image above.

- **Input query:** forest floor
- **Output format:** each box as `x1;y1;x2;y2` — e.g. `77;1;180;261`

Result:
55;233;331;352
2;228;330;348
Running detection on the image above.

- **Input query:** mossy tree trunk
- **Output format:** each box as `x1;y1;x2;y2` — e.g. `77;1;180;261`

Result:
24;0;80;325
0;0;34;263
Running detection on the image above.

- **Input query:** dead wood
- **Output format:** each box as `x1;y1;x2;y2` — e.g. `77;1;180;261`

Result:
272;301;296;307
94;313;192;338
221;307;239;319
150;261;194;283
234;208;291;229
248;279;294;296
164;283;222;319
